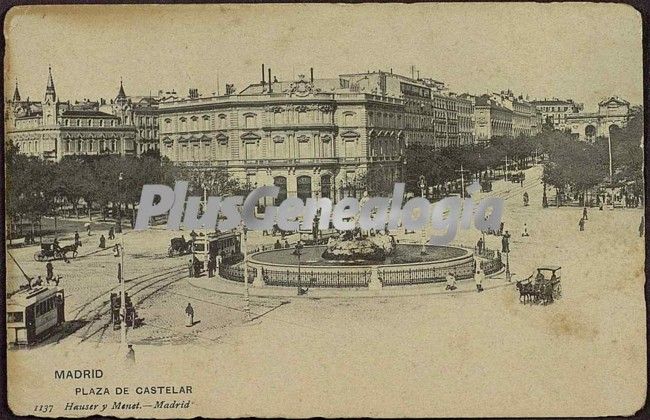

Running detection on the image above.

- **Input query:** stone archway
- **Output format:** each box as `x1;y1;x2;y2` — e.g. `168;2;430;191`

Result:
585;124;596;141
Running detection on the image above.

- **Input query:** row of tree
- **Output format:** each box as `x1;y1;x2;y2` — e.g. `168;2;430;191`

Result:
5;145;243;239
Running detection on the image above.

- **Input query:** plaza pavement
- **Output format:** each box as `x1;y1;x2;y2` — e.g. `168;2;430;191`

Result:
6;164;646;417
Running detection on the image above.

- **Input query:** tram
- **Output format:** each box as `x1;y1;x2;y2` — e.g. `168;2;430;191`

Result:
7;286;65;346
192;231;242;266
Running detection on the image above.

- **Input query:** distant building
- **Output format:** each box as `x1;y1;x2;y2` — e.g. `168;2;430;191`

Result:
566;97;630;141
490;90;539;137
5;68;136;162
455;94;475;145
473;95;513;142
99;80;161;155
530;98;583;131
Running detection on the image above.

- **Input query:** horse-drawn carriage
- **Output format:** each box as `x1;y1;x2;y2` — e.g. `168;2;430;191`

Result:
516;265;562;305
480;179;493;193
33;240;78;262
168;237;193;257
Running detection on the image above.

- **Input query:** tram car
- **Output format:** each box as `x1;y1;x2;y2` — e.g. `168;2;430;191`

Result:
193;231;242;266
7;286;65;346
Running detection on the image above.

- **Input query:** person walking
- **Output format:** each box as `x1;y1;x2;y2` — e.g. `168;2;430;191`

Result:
185;303;194;327
522;223;529;237
108;227;115;240
85;222;91;236
501;231;510;253
74;231;81;246
579;217;585;232
187;258;194;278
475;268;485;292
46;261;54;282
207;255;216;278
639;216;644;237
476;237;484;254
99;234;106;248
582;207;588;221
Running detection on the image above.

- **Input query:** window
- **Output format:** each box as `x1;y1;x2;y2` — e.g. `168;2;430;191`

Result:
244;114;255;129
297;176;312;201
7;312;23;323
218;114;227;129
273;177;287;205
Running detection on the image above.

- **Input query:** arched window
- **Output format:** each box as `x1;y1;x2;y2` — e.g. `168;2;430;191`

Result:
273;176;287;205
297;176;312;202
320;175;331;199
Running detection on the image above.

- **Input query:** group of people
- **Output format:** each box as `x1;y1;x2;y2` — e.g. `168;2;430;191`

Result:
188;252;223;278
445;266;485;293
273;239;291;249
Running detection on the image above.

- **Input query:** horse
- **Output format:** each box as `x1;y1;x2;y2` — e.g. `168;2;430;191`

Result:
516;280;534;303
60;243;79;259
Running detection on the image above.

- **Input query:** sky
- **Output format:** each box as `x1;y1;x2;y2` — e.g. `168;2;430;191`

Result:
4;3;643;111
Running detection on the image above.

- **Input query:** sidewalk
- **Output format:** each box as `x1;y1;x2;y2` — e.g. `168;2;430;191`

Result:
188;268;510;299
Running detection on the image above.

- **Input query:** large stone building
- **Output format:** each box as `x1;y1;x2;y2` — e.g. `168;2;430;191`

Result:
490;90;540;137
473;95;513;142
530;98;583;131
5;68;137;162
455;94;475;146
157;71;405;201
567;97;630;141
157;69;476;201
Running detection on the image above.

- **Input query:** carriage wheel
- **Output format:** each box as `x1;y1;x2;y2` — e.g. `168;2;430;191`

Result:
168;247;174;257
554;283;562;299
34;252;45;262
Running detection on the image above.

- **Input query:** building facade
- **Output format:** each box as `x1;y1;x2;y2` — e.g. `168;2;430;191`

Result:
100;81;161;155
6;69;137;162
157;73;405;201
530;98;583;131
567;97;630;141
455;95;475;145
473;95;513;142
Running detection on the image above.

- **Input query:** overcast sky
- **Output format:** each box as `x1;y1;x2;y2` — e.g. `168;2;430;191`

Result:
4;3;643;111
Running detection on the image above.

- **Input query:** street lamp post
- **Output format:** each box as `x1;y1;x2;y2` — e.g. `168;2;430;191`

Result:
294;241;304;294
118;172;126;348
503;232;511;282
456;164;468;199
418;175;427;256
241;224;251;320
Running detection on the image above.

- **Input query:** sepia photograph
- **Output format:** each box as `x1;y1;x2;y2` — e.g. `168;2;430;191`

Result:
3;2;646;417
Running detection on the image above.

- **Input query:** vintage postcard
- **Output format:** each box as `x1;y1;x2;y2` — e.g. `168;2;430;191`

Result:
4;2;646;417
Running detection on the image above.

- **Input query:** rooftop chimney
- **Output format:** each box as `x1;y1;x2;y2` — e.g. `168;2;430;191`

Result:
262;64;265;87
268;68;272;93
310;67;314;83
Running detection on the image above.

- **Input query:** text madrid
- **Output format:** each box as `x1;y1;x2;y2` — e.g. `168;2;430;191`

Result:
135;182;503;245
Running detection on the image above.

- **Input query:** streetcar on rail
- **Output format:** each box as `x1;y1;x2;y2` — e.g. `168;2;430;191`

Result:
192;231;242;267
6;286;65;346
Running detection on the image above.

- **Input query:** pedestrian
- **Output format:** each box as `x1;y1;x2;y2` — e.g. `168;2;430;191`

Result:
185;303;194;327
639;216;644;238
99;234;106;248
475;268;484;292
274;239;282;250
578;217;585;232
125;345;135;366
499;222;504;236
108;227;115;240
522;223;529;237
283;240;290;249
74;231;80;246
187;258;194;278
583;207;588;220
192;255;201;277
85;222;91;236
476;237;484;254
216;252;223;272
445;272;457;291
34;275;43;287
501;231;510;253
46;261;54;281
207;255;216;278
113;243;120;257
520;178;523;187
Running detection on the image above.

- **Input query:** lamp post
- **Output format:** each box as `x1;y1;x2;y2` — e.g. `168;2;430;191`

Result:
118;172;126;348
456;164;468;199
294;241;304;294
503;231;511;282
241;224;251;321
418;175;427;255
